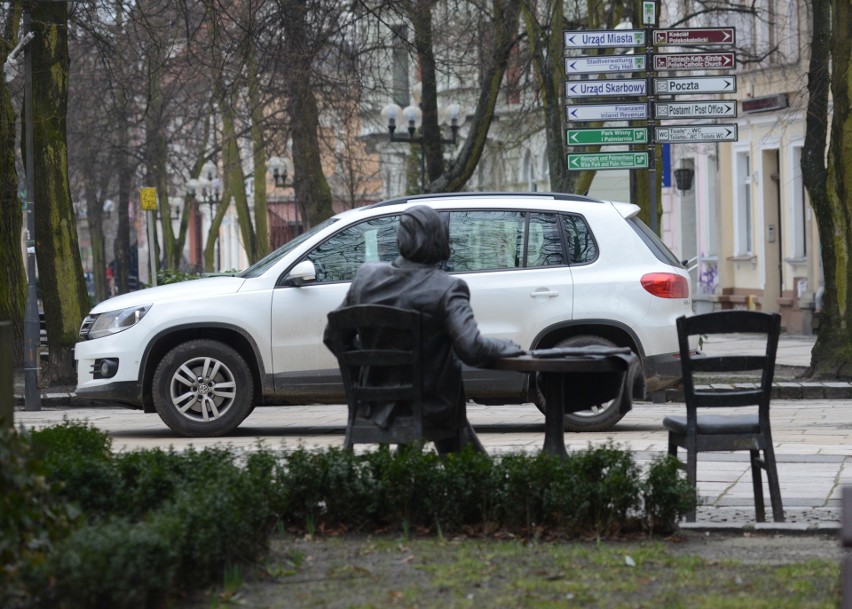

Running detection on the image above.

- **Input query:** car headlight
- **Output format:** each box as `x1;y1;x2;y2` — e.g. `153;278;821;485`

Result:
80;304;152;340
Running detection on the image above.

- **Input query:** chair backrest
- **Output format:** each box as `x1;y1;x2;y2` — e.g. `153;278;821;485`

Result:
326;304;424;436
677;310;781;414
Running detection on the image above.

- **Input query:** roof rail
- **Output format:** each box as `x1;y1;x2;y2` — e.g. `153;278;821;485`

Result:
364;191;605;209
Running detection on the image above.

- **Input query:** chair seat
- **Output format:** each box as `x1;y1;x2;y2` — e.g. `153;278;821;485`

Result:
663;413;760;435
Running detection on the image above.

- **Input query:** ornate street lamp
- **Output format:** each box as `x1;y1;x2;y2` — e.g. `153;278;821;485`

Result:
268;156;294;188
381;87;465;191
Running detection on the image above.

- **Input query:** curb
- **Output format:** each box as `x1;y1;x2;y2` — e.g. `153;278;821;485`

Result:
679;521;841;534
665;381;852;402
18;379;852;408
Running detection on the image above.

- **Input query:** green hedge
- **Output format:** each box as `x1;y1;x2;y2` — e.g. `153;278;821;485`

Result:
1;421;696;609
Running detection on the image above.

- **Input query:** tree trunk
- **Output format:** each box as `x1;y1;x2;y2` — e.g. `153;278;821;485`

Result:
222;104;256;264
804;0;852;378
522;0;586;195
0;11;26;366
408;0;444;187
144;53;173;272
281;1;334;228
248;46;270;258
428;0;523;193
204;185;229;272
84;178;107;303
31;2;90;384
114;128;134;293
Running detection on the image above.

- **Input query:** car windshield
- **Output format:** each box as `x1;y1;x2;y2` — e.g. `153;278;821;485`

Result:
239;217;339;278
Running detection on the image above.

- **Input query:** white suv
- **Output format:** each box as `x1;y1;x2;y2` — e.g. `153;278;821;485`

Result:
75;193;692;437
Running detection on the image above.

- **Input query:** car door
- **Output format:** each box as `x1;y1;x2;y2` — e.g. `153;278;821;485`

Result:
444;209;574;398
269;214;400;401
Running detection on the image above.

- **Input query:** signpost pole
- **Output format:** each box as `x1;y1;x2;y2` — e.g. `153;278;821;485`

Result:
644;2;658;234
22;7;40;411
140;188;159;287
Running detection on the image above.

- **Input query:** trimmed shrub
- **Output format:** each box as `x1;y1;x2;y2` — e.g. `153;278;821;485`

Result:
38;519;175;609
282;446;387;530
111;448;190;519
642;455;698;533
29;420;120;518
0;425;80;609
150;447;279;587
4;420;696;608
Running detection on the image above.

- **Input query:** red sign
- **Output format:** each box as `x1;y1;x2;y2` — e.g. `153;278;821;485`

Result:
653;28;736;46
654;52;735;71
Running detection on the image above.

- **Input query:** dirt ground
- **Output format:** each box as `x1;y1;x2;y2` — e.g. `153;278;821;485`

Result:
181;531;845;608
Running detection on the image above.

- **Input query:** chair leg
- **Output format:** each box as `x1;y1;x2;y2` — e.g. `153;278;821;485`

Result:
685;447;697;522
762;442;785;522
750;449;766;522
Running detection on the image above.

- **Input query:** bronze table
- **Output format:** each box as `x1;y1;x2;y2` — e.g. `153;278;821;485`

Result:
487;347;639;457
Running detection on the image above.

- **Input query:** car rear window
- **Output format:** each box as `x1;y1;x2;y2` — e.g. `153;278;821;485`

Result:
627;216;684;267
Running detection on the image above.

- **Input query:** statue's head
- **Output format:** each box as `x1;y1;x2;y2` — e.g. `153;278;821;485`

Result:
397;205;450;264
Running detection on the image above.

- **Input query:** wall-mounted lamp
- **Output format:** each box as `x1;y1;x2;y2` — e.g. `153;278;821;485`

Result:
674;167;695;192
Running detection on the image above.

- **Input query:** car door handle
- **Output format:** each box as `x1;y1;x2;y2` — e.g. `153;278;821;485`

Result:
530;289;559;299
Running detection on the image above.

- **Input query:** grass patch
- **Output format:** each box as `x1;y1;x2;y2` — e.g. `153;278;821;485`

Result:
183;535;840;609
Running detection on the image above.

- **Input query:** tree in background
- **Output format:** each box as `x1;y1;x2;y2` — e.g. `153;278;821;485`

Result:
0;4;25;366
30;2;89;383
802;0;852;378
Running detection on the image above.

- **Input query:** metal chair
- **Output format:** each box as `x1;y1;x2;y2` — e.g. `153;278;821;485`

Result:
326;304;463;450
664;310;784;522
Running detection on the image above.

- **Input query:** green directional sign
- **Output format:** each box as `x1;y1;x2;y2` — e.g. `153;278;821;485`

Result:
566;128;648;146
566;152;650;171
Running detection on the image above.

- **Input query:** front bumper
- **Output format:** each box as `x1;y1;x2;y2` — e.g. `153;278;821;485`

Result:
75;330;148;407
74;380;142;408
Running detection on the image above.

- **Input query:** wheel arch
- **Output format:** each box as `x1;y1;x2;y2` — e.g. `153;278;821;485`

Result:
527;320;647;401
530;319;645;355
140;324;265;413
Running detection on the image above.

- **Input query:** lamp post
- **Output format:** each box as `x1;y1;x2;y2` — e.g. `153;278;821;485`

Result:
21;8;39;411
381;90;464;191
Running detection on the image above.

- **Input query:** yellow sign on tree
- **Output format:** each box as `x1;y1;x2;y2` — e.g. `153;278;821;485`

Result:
140;187;158;211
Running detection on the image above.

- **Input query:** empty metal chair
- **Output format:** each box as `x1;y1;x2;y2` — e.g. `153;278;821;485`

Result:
664;310;784;522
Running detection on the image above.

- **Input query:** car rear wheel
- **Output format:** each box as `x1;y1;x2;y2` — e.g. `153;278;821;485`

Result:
535;335;629;432
153;339;254;437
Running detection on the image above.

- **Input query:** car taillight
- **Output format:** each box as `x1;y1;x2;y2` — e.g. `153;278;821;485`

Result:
641;273;689;298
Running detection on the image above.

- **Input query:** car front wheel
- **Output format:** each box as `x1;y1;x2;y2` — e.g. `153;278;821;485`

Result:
535;334;629;432
152;339;254;437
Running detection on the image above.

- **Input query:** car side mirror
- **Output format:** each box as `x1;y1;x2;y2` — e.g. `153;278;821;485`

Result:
283;260;317;287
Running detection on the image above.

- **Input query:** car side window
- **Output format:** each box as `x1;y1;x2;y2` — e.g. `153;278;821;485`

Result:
445;211;525;272
562;213;598;264
527;213;565;267
306;215;400;283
